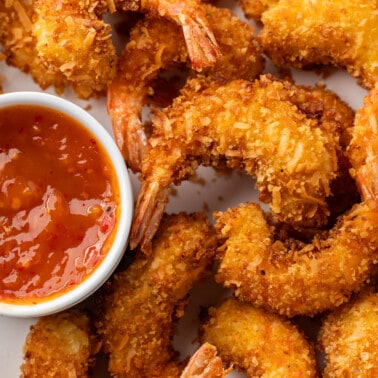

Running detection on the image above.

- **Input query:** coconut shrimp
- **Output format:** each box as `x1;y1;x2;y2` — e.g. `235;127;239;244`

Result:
21;309;99;378
115;0;220;70
213;85;378;318
0;0;68;93
318;286;378;377
180;343;225;378
32;0;117;99
107;4;264;172
96;212;217;377
130;74;354;251
254;0;378;89
214;200;378;318
201;297;318;377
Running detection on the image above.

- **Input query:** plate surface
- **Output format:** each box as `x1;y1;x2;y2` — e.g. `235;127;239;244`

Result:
0;2;369;377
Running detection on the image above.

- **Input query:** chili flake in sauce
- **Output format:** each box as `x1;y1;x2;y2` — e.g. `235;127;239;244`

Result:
0;104;119;303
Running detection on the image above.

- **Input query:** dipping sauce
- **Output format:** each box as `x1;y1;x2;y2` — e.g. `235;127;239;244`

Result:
0;104;119;304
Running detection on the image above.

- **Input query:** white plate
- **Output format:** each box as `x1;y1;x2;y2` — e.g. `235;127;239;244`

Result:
0;3;369;377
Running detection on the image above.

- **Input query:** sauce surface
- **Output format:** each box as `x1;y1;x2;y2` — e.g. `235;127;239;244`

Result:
0;104;119;303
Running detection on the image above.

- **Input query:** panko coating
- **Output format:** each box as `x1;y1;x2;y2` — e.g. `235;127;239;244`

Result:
130;74;354;251
213;201;378;317
32;0;118;99
107;3;264;171
319;287;378;377
96;212;217;377
255;0;378;89
20;309;99;378
201;297;318;377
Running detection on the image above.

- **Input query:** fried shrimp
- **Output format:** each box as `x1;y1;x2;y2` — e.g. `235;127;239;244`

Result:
107;4;264;172
0;0;68;93
255;0;378;89
115;0;220;70
318;287;378;377
20;309;99;378
213;200;378;318
96;212;217;377
201;297;318;377
214;85;378;318
130;74;354;251
32;0;118;99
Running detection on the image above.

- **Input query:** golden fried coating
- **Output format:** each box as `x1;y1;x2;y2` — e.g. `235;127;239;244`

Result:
319;287;378;377
20;309;99;378
201;297;318;377
115;0;220;70
347;83;378;206
96;212;217;377
107;3;264;172
214;201;378;317
32;0;118;98
130;74;354;251
256;0;378;89
0;0;68;93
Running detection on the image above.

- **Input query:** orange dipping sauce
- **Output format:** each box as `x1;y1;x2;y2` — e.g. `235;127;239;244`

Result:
0;105;119;304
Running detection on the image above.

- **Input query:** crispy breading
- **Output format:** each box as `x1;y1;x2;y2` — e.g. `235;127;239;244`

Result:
319;287;378;377
20;309;99;378
96;212;217;377
107;3;265;172
130;74;354;251
255;0;378;89
201;297;318;377
214;201;378;317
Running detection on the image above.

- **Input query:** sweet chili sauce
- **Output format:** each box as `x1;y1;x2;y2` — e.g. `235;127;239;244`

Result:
0;104;119;304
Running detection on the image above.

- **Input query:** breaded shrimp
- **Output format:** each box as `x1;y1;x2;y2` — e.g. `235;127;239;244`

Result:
96;212;217;377
114;0;220;70
180;343;225;378
214;85;378;318
255;0;378;89
318;286;378;377
32;0;118;99
201;297;318;377
130;74;354;251
214;200;378;318
20;309;99;378
107;4;264;172
0;0;68;93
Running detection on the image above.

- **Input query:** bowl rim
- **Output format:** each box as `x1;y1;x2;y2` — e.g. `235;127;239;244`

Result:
0;91;134;318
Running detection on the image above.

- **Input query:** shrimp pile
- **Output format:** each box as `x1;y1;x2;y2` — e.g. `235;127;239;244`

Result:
96;212;217;377
10;2;378;377
107;4;265;171
20;309;99;378
130;74;354;251
0;0;220;97
242;0;378;89
318;286;378;377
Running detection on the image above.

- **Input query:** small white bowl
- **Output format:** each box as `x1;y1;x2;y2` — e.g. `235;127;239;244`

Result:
0;91;133;318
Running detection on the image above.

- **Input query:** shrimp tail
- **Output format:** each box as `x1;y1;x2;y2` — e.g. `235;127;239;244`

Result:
129;180;170;252
107;82;147;172
179;12;221;71
180;343;225;378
